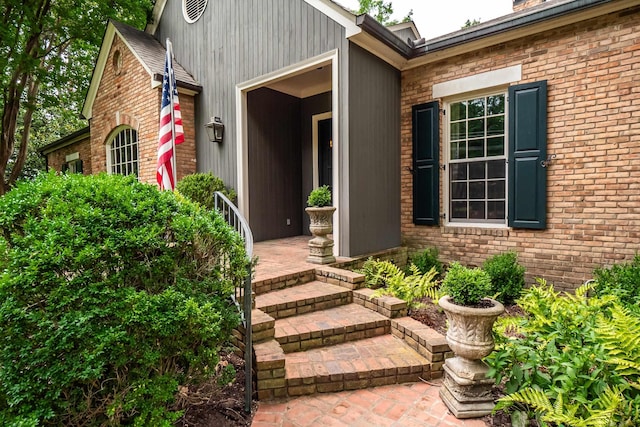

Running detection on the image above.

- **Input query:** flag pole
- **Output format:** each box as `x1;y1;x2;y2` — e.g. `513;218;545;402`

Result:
166;38;178;188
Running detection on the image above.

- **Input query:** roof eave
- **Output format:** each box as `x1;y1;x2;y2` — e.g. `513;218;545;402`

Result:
39;126;91;155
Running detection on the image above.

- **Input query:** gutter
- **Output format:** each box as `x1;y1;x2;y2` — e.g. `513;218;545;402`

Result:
355;14;413;58
39;126;90;155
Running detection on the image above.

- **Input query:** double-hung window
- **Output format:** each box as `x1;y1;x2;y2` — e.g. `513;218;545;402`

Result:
107;127;139;176
447;92;507;225
412;80;547;230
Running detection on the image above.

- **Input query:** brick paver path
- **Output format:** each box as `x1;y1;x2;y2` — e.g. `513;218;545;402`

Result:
252;380;488;426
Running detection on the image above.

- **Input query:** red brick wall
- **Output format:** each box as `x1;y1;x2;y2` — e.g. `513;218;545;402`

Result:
45;137;92;174
89;34;196;185
401;7;640;290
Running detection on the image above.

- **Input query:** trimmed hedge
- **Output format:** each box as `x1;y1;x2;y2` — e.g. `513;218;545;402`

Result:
0;173;247;426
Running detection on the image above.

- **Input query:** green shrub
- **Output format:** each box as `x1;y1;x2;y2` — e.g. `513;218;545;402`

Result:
410;247;444;278
487;280;640;426
0;173;247;426
593;254;640;307
482;252;525;304
441;262;492;306
176;172;236;210
356;257;387;288
307;185;332;207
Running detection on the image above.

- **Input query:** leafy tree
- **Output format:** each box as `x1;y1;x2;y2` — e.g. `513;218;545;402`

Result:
0;0;153;194
356;0;413;26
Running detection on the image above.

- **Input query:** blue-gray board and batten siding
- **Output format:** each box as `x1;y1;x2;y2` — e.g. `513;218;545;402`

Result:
154;0;401;256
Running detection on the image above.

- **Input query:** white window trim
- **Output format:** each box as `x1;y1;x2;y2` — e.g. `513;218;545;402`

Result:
106;127;139;177
443;89;510;228
433;65;521;99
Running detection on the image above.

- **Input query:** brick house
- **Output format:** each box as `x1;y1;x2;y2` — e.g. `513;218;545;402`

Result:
42;0;640;289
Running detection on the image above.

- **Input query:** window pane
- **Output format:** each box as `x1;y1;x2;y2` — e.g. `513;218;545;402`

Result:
451;182;467;199
487;159;506;179
451;141;466;160
487;116;504;136
451;201;467;218
450;163;467;180
468;119;485;139
468;139;484;158
487;94;505;115
469;162;485;180
451;101;467;121
469;201;485;219
468;98;485;118
469;181;485;199
450;122;466;140
488;201;505;219
487;137;504;157
487;180;505;199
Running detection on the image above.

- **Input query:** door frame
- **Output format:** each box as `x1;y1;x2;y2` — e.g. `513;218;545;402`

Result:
312;112;332;189
235;50;340;255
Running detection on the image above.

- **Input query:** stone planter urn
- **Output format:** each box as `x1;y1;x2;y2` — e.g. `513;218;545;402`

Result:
305;206;336;264
438;296;505;419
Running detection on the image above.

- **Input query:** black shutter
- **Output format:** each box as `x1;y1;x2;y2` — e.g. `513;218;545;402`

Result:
508;81;547;229
412;101;439;225
76;159;83;174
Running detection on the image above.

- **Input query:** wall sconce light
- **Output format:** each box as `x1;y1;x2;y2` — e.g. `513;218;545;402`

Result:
205;116;224;143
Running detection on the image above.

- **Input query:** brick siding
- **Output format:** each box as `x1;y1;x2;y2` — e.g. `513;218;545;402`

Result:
401;7;640;290
45;137;92;174
89;35;196;185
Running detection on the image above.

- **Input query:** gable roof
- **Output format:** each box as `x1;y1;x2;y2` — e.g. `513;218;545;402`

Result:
356;0;639;70
82;20;201;120
39;126;90;155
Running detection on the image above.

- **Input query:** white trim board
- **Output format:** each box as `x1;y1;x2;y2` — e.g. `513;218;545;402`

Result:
235;49;340;256
432;65;522;98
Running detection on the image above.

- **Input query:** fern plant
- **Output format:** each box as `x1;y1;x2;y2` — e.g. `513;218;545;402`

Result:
360;259;441;308
487;279;640;426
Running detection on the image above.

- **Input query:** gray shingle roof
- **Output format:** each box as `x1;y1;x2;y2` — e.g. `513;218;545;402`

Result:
111;20;201;91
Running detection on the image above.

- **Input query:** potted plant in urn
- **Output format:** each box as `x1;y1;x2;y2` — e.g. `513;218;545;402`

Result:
305;185;335;264
438;262;505;419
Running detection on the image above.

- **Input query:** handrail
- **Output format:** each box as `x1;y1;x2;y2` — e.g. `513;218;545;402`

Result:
213;191;253;414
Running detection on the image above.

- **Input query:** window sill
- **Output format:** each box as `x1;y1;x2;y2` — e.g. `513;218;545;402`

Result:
443;224;509;237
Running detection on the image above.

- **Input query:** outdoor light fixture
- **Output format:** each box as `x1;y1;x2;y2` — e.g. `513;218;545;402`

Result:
205;116;224;143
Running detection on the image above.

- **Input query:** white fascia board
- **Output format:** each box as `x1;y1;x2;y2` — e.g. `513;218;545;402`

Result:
145;0;168;34
303;0;361;37
82;22;156;119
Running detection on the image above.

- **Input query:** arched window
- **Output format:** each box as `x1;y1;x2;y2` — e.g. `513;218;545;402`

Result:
107;127;139;176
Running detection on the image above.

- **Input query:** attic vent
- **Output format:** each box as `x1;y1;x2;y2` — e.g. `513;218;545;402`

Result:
183;0;208;23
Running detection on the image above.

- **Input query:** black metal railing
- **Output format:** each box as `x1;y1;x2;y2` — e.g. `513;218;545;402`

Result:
214;191;253;414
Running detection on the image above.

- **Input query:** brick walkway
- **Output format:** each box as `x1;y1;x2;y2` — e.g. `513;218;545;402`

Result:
252;380;488;427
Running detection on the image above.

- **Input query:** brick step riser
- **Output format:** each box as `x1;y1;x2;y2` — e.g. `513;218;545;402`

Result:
253;270;316;296
277;322;390;353
258;293;352;320
286;366;430;397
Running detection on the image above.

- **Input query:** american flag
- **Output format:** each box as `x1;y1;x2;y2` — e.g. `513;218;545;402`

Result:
156;39;184;191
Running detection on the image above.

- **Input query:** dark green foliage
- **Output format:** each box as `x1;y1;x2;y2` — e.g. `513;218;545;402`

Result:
487;281;640;426
482;252;525;304
176;172;237;209
441;262;491;306
307;185;332;207
410;247;444;278
593;254;640;307
0;173;247;426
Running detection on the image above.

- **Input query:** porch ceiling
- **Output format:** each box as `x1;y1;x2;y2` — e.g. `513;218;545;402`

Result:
266;65;331;98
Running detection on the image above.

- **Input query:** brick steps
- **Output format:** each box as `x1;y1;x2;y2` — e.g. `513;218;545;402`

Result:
251;267;451;401
274;303;389;352
284;335;430;396
254;281;351;319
